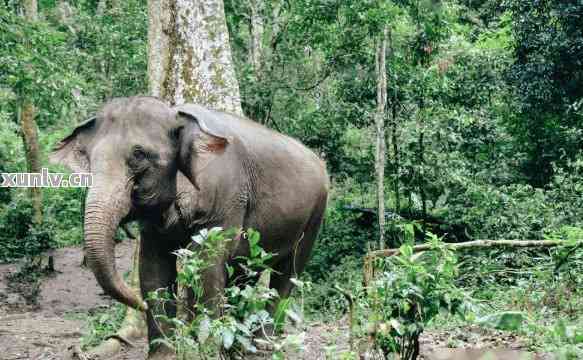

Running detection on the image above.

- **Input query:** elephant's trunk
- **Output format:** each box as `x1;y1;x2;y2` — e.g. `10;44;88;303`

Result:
84;183;147;311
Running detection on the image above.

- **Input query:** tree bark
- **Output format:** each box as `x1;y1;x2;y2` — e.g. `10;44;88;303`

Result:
147;0;244;337
19;101;43;225
96;0;107;16
23;0;38;21
388;28;400;215
148;0;243;115
248;0;264;76
21;2;42;225
374;26;388;250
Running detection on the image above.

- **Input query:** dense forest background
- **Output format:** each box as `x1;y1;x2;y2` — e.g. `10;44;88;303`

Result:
1;0;582;356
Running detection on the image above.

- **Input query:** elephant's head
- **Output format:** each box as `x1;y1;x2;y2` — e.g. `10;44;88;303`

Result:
50;97;230;311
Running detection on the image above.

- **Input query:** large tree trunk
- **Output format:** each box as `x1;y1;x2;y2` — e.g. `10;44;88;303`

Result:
148;0;243;115
147;0;244;342
374;26;388;250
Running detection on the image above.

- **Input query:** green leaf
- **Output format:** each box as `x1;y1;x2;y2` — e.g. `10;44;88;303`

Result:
274;298;291;333
198;316;211;343
222;328;235;349
399;244;413;258
390;318;402;335
477;311;524;331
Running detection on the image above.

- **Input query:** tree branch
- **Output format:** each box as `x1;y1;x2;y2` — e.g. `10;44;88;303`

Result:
367;239;582;259
363;239;582;286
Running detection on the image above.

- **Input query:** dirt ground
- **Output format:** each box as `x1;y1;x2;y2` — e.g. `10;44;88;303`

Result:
0;242;549;360
0;241;145;360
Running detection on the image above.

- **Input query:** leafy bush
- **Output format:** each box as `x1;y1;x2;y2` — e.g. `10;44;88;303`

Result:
366;234;471;359
306;201;371;282
149;228;304;359
0;192;54;262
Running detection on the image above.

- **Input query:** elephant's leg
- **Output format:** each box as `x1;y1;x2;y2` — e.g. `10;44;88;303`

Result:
269;200;326;327
139;225;178;357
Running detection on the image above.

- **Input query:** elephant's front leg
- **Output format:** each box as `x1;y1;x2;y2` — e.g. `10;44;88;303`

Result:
139;225;178;358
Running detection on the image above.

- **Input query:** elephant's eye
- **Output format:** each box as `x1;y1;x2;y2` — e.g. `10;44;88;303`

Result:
132;147;147;161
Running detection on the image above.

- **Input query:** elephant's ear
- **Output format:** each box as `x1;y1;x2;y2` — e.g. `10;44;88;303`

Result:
174;104;232;190
49;117;96;173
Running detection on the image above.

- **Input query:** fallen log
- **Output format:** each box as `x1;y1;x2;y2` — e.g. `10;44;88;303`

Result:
364;239;582;286
368;239;579;258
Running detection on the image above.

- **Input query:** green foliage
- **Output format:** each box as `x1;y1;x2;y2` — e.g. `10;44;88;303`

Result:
78;302;127;349
0;0;146;261
149;228;304;359
505;0;583;186
0;4;84;111
306;199;371;282
1;0;583;354
0;192;54;262
368;234;470;358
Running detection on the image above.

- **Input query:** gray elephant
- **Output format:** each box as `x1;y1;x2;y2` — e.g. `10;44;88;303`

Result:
50;97;329;358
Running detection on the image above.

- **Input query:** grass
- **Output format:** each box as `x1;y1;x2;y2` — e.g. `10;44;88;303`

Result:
65;302;127;349
429;249;583;358
302;248;583;358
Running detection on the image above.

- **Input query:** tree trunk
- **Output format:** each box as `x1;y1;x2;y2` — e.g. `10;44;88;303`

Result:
374;26;388;250
23;0;38;21
388;29;400;215
20;2;41;225
147;0;243;329
19;101;43;225
96;0;107;16
419;130;426;232
248;0;264;76
148;0;243;115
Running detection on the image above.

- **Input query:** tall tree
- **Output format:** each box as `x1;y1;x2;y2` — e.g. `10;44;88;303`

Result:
388;27;401;216
375;26;388;249
506;0;583;187
148;0;243;114
248;0;264;76
147;0;244;348
20;0;42;225
23;0;37;20
86;0;245;355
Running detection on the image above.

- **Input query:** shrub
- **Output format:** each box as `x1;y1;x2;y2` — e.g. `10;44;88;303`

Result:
306;201;372;282
149;228;304;359
0;192;54;262
366;234;471;359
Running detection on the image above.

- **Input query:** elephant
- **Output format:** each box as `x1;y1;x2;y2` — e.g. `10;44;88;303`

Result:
50;96;329;358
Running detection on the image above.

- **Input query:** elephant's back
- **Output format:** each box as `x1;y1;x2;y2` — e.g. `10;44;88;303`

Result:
206;110;328;191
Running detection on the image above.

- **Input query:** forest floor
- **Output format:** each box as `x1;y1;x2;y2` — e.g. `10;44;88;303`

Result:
0;242;550;360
